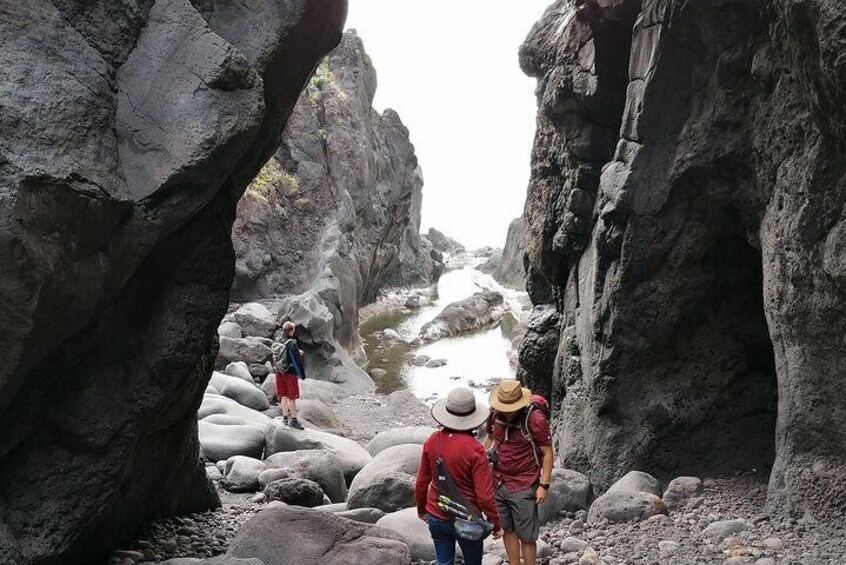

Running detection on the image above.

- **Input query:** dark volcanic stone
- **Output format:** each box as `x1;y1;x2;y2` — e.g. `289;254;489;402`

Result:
0;1;346;563
520;0;846;520
263;478;325;507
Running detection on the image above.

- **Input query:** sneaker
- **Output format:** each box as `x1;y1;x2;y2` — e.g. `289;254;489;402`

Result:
282;415;289;426
289;418;304;430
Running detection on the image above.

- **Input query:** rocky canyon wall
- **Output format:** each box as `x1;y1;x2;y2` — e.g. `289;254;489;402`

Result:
520;0;846;521
229;30;442;357
0;1;346;563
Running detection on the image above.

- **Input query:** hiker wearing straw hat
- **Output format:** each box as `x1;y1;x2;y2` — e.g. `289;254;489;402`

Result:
415;387;503;565
484;379;554;565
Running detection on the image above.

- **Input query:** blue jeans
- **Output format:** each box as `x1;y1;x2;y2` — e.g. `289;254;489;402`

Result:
427;514;484;565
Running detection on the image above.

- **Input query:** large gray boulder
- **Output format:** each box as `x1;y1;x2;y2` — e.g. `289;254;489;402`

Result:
334;507;386;524
538;469;592;524
365;426;435;456
347;444;421;512
519;0;846;520
198;421;265;462
162;558;265;565
225;362;255;384
263;478;325;507
0;2;346;561
375;508;435;562
606;471;662;497
218;337;273;368
349;444;422;495
265;450;348;502
587;492;668;524
209;372;270;412
199;395;272;428
264;420;372;483
419;291;505;342
662;476;704;511
221;457;267;493
226;505;412;565
232;303;278;338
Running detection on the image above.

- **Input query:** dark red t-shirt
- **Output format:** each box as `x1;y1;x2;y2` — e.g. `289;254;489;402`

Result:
486;408;552;492
414;430;501;531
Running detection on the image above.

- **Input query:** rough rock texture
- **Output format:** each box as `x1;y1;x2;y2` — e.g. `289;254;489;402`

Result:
0;1;346;563
494;218;529;289
426;228;465;254
229;30;442;346
418;291;505;342
226;505;412;565
520;0;846;520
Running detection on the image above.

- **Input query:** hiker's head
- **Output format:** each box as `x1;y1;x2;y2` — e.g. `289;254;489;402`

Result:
282;321;296;336
489;379;532;415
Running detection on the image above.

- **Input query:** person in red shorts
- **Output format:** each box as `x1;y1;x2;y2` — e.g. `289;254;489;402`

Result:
273;321;306;430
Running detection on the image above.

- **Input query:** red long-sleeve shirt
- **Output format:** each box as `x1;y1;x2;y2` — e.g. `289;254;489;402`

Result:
415;429;501;531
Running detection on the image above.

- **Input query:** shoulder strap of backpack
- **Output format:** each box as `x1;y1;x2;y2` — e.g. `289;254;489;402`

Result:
433;431;482;519
521;405;541;468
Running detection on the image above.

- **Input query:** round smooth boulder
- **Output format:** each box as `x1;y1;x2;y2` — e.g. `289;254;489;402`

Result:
210;372;270;411
606;471;662;497
218;321;243;339
227;505;412;565
263;478;324;507
349;444;421;495
376;507;434;562
264;421;372;484
334;507;386;524
538;469;592;524
587;491;668;524
365;427;435;456
225;361;255;383
662;476;704;510
295;399;339;430
265;450;348;502
347;472;416;513
258;467;299;489
199;394;271;428
199;420;265;462
222;456;267;493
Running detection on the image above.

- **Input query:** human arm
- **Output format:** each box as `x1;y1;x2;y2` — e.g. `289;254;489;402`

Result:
535;445;554;504
415;440;432;520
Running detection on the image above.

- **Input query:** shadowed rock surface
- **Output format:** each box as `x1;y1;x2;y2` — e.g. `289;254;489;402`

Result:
520;0;846;520
482;217;528;289
229;30;442;354
0;1;346;562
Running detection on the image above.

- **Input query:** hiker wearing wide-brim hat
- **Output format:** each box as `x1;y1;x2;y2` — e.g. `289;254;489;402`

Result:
416;388;503;565
431;387;490;431
484;379;554;565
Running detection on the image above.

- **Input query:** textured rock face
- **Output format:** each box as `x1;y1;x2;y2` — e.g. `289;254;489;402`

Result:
520;0;846;520
0;1;346;563
494;218;529;289
230;30;442;350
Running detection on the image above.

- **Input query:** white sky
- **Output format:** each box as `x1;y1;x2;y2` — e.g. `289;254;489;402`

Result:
345;1;549;250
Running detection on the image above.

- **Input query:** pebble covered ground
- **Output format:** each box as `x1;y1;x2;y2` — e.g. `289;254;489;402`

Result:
110;394;844;565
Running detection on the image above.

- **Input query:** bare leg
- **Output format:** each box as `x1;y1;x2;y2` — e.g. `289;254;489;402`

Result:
521;540;537;565
289;398;298;418
280;397;289;416
503;531;521;565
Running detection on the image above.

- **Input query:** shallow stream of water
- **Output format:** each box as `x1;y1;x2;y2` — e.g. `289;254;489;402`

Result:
360;263;530;404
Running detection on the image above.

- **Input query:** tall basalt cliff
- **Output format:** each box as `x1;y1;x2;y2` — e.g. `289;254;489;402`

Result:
0;1;345;563
520;0;846;520
230;30;442;354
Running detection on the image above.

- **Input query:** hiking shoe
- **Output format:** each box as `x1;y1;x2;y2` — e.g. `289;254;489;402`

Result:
282;415;289;426
289;418;304;430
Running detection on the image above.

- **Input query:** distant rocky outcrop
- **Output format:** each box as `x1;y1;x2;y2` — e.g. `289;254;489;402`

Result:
480;218;528;289
230;31;442;361
0;1;346;563
426;227;466;254
418;291;505;342
520;0;846;520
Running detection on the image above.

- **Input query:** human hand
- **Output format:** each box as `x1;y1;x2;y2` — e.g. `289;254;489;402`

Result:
535;486;548;505
299;349;305;356
492;529;503;540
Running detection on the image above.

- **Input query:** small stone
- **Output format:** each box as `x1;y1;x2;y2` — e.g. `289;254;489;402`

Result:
755;559;776;565
176;535;191;546
763;537;784;550
251;492;266;503
579;547;600;565
560;537;588;553
658;540;680;554
703;519;752;541
570;519;585;534
162;538;178;552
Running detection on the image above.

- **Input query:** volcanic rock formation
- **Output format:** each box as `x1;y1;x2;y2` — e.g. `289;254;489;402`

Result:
0;1;346;563
519;0;846;521
230;30;442;354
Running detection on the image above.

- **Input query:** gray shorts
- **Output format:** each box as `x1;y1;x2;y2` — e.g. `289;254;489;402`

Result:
494;483;539;541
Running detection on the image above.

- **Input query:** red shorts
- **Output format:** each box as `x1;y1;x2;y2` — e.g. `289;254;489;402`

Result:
275;372;300;400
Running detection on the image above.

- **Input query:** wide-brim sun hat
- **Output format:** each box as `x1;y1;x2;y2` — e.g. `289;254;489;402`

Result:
431;387;490;431
489;379;532;413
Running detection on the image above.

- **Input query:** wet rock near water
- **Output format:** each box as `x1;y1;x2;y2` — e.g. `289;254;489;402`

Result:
418;291;505;342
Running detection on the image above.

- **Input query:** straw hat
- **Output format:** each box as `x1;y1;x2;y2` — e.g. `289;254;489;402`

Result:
489;379;532;413
431;387;489;431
